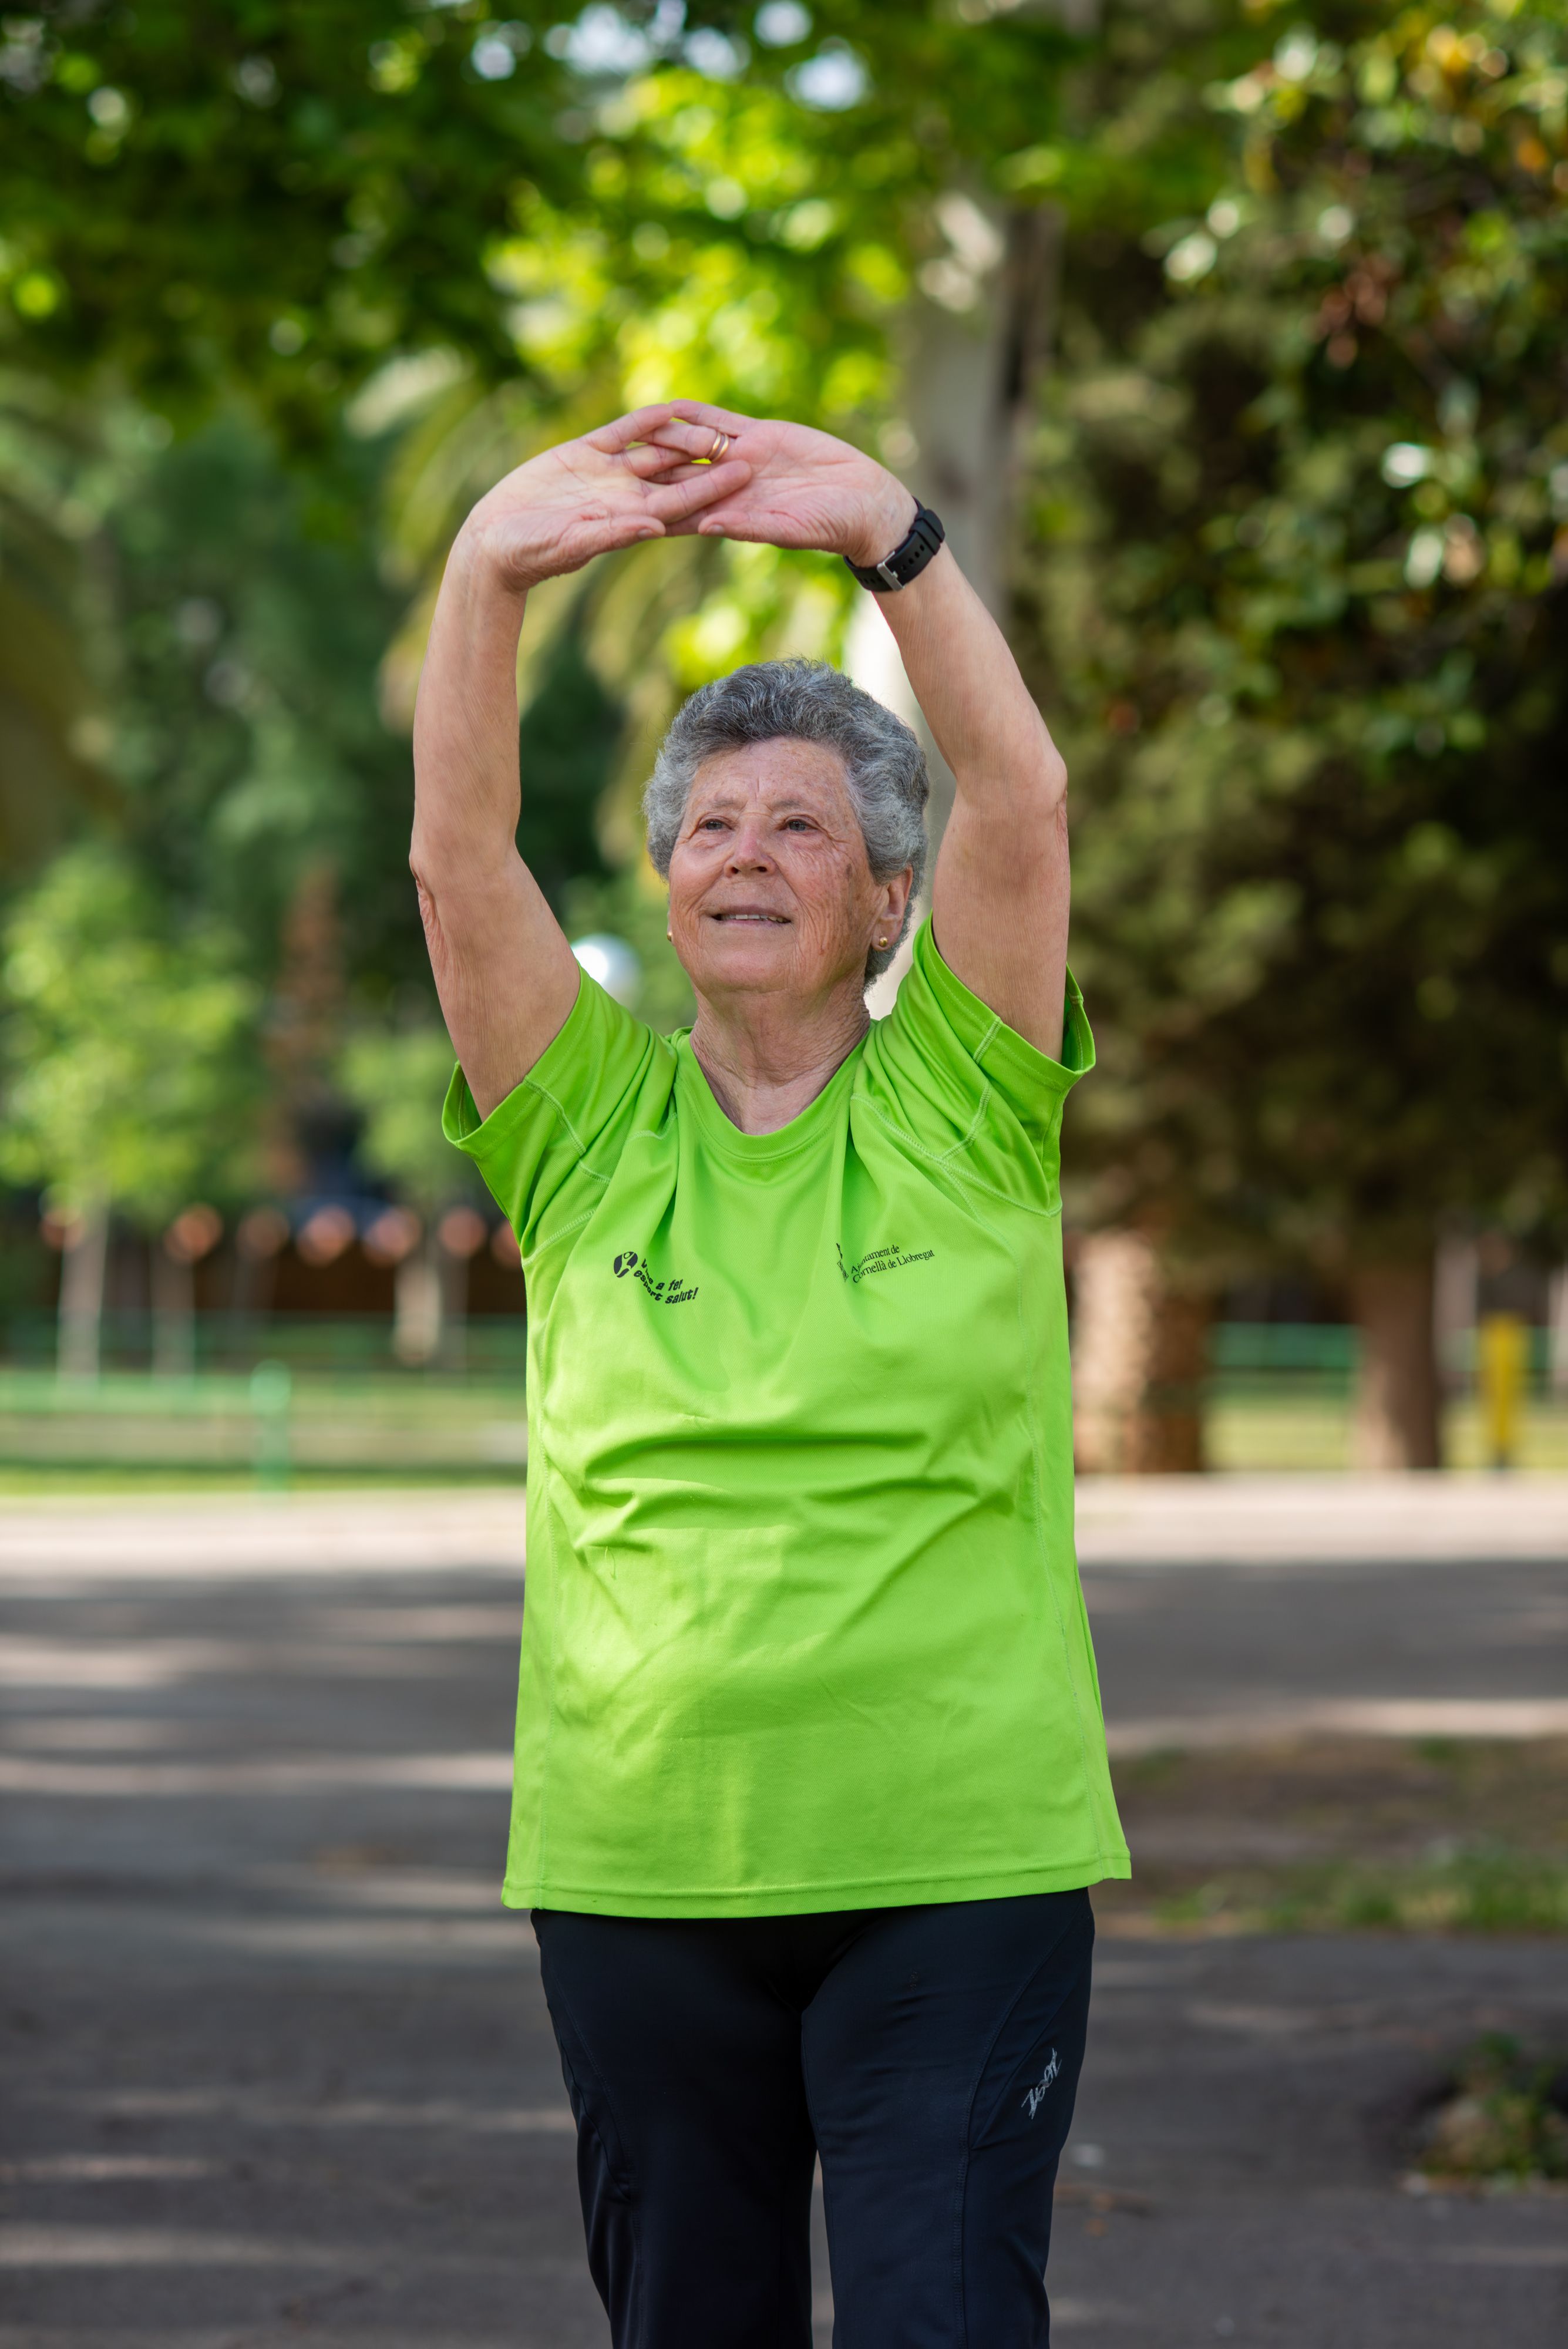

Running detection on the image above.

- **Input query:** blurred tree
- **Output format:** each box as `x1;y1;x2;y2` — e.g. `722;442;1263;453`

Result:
0;844;259;1376
0;1;580;430
339;1024;487;1365
3;0;1102;727
0;2;1076;425
9;0;1563;1483
3;1;1102;1356
95;413;422;997
0;371;117;869
362;1;1089;815
1021;0;1568;1466
3;0;1103;1109
516;622;621;908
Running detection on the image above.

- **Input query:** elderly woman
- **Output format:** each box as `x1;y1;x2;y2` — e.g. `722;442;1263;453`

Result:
412;401;1128;2348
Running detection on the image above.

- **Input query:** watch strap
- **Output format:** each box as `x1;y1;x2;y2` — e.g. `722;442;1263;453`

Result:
844;503;945;592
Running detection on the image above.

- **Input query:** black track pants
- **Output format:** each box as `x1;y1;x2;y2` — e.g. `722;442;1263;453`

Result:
533;1888;1094;2349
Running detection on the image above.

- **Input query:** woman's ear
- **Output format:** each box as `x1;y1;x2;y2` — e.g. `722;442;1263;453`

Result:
873;867;914;951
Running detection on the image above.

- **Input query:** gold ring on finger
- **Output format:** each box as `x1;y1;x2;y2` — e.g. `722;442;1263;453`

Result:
708;429;731;460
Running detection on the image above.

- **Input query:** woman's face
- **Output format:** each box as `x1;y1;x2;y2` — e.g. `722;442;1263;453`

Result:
666;737;911;1009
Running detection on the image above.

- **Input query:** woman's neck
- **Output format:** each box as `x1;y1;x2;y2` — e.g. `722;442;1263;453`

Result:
688;981;870;1135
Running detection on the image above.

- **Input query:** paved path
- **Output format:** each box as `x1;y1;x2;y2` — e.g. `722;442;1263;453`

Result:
2;1486;1566;2345
2;1471;1564;1576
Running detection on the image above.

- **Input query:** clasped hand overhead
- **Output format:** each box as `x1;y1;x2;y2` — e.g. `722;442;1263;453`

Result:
457;401;918;593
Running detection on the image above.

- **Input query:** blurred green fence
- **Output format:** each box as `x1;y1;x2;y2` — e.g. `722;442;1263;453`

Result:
0;1310;527;1378
1208;1321;1360;1395
0;1320;1561;1481
1204;1321;1566;1473
0;1358;528;1482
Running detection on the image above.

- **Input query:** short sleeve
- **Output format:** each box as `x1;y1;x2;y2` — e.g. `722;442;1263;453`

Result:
442;969;665;1251
860;918;1093;1209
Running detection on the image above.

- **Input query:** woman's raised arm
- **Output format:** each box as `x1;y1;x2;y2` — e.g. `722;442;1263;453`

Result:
410;408;749;1118
874;548;1070;1062
642;402;1071;1061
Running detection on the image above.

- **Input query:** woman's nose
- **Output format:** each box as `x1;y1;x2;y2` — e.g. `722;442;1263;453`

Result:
726;829;773;870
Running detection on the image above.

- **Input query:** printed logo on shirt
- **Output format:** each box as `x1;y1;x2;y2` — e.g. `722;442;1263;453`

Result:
835;1240;936;1285
612;1249;699;1305
1022;2050;1061;2121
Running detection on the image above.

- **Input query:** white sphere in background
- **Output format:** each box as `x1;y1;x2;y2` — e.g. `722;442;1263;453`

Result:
570;933;641;1008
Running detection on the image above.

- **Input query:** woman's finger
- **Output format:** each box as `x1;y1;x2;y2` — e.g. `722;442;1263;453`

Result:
618;440;724;481
637;459;740;484
620;443;687;479
640;415;745;464
643;457;752;523
667;399;754;438
585;403;679;454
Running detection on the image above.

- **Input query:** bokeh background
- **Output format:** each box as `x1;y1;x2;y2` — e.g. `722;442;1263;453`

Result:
2;11;1567;2344
1;0;1566;1480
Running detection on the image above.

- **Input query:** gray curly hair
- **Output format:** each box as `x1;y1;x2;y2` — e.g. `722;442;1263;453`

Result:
642;658;928;982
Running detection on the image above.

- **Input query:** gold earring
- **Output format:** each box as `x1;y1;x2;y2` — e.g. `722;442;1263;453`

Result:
877;935;889;947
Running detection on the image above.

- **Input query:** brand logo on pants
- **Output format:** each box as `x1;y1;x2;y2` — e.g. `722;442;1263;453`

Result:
1022;2048;1061;2120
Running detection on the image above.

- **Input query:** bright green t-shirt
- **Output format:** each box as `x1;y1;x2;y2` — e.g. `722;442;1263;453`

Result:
445;917;1129;1916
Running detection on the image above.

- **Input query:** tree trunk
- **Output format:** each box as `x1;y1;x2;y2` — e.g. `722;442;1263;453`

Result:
1432;1232;1478;1397
151;1243;196;1379
906;202;1061;623
393;1239;443;1367
852;201;1061;739
437;1239;470;1374
58;1203;110;1381
1348;1257;1442;1470
392;1226;471;1370
1071;1230;1211;1473
1549;1265;1568;1398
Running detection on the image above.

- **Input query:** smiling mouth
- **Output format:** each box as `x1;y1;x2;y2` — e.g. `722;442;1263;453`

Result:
710;910;790;924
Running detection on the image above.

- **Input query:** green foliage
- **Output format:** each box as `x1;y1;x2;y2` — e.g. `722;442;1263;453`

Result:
0;843;259;1221
4;0;1566;1291
0;371;113;867
517;621;622;908
0;3;1076;436
1027;0;1568;1267
1419;2034;1568;2180
95;412;425;997
1151;1845;1568;1937
339;1025;477;1213
0;1;587;428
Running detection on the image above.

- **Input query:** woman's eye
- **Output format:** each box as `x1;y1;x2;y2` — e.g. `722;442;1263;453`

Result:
782;818;813;833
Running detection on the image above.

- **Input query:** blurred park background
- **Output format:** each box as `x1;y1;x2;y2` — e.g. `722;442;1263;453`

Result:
3;11;1567;2341
2;0;1567;1486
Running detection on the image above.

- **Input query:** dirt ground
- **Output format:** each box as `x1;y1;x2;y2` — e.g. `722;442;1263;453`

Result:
1099;1737;1568;1937
2;1499;1566;2345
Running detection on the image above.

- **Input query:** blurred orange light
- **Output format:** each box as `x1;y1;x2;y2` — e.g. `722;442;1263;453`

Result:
364;1206;423;1266
438;1206;488;1259
296;1205;357;1266
164;1202;223;1263
237;1206;291;1260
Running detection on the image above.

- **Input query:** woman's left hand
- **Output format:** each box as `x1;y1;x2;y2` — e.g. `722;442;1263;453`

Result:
642;403;917;570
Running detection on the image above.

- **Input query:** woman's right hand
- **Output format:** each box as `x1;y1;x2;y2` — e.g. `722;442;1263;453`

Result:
457;405;752;593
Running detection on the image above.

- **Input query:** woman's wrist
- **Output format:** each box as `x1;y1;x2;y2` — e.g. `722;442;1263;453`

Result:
450;510;541;601
839;475;920;571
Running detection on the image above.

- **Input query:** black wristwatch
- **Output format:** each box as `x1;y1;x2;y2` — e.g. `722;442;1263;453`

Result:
844;503;945;592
